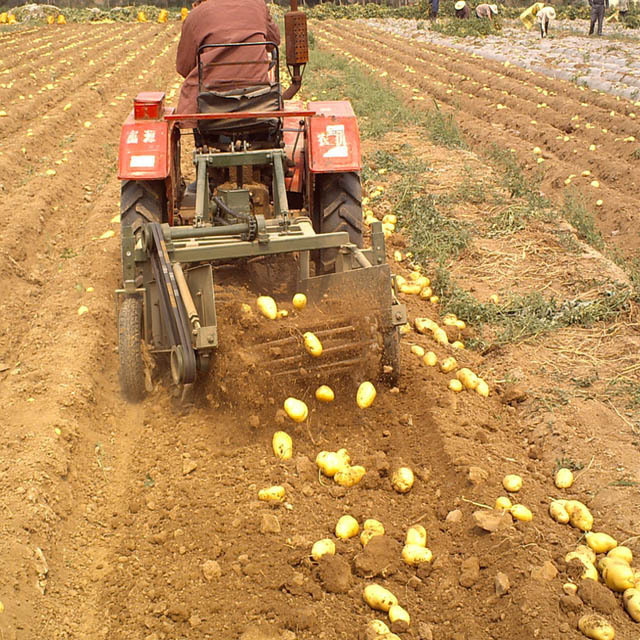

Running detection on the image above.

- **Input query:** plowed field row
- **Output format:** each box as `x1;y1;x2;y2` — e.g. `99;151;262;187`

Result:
315;22;640;256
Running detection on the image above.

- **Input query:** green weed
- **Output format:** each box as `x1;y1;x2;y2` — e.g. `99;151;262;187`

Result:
561;193;604;251
424;101;466;149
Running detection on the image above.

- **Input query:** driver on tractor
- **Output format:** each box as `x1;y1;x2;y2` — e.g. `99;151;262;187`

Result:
175;0;281;121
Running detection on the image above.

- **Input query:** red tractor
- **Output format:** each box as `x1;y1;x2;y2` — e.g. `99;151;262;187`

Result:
116;1;405;400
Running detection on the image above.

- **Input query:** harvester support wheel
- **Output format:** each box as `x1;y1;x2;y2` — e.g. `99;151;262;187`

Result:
118;296;147;402
314;172;363;274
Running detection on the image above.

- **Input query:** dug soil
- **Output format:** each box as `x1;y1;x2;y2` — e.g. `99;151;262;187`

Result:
0;21;639;640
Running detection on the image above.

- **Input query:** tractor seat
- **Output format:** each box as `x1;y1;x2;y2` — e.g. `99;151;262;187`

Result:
197;84;281;145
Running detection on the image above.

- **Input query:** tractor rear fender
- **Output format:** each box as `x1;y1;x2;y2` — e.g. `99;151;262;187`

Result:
306;100;362;174
117;106;176;181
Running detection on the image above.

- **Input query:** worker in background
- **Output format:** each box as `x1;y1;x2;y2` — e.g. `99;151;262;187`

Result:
536;5;556;37
618;0;629;18
588;0;608;35
176;0;280;118
430;0;440;21
476;3;498;19
454;1;471;18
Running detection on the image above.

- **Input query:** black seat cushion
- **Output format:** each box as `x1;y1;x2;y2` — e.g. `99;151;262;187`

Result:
197;84;281;139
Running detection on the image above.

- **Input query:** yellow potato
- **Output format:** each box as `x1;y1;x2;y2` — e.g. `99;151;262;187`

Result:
419;286;433;300
399;282;423;295
603;562;635;592
440;357;457;373
391;467;414;493
366;620;390;636
457;368;479;390
455;319;466;329
335;515;359;539
414;317;437;334
315;451;344;477
423;351;438;367
433;328;449;345
388;604;410;625
408;269;423;281
405;524;427;547
607;546;633;565
363;584;398;612
334;465;366;487
549;500;570;524
361;529;384;547
284;397;308;423
303;332;323;357
495;496;513;511
336;448;351;468
566;500;593;531
258;486;285;503
475;379;490;397
623;588;640;622
503;474;523;492
402;544;432;566
564;582;578;595
448;379;463;392
578;614;615;640
566;545;596;565
555;468;574;489
311;538;335;561
256;295;278;319
410;345;425;357
315;385;335;403
451;341;465;350
357;381;377;409
292;293;307;310
510;504;533;522
272;431;292;460
364;519;385;535
585;532;617;554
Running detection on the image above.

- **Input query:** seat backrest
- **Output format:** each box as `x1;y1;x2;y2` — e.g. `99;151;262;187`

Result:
197;84;282;144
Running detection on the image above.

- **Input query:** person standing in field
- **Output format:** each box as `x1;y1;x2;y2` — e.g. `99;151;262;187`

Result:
589;0;608;35
454;1;471;18
536;5;556;37
476;3;498;19
431;0;440;21
618;0;629;19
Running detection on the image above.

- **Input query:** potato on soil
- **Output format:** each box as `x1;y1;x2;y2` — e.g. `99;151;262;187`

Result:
603;562;635;592
402;544;432;566
415;317;437;334
292;293;307;310
577;614;615;640
510;504;533;521
335;465;366;487
456;368;479;390
258;485;285;503
440;356;457;373
495;496;513;511
475;379;490;397
423;351;438;366
388;604;410;625
502;474;523;492
303;331;323;357
405;524;427;547
335;515;360;539
256;295;278;319
585;532;617;554
549;499;570;524
284;397;308;423
361;529;384;547
357;381;377;409
363;584;398;612
555;467;574;488
311;538;335;561
607;546;632;565
391;467;415;493
623;588;640;622
316;451;344;477
366;620;390;636
566;500;594;531
364;519;385;535
410;345;425;357
315;385;335;403
272;431;292;460
448;379;463;392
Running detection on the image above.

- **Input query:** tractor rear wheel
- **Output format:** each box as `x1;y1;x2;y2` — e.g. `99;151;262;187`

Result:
118;296;146;402
120;179;166;230
314;172;363;274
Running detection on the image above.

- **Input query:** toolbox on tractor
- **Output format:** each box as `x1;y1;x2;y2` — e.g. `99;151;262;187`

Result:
115;0;406;401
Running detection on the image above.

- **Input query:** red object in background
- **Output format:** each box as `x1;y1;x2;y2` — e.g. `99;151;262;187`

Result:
306;101;362;173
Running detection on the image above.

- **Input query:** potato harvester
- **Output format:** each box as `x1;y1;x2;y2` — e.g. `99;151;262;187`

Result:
115;0;406;400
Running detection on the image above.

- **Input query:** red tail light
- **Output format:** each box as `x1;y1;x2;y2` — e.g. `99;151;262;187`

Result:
133;92;166;120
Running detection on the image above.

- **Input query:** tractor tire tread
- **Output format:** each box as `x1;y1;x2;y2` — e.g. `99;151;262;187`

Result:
118;296;146;403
